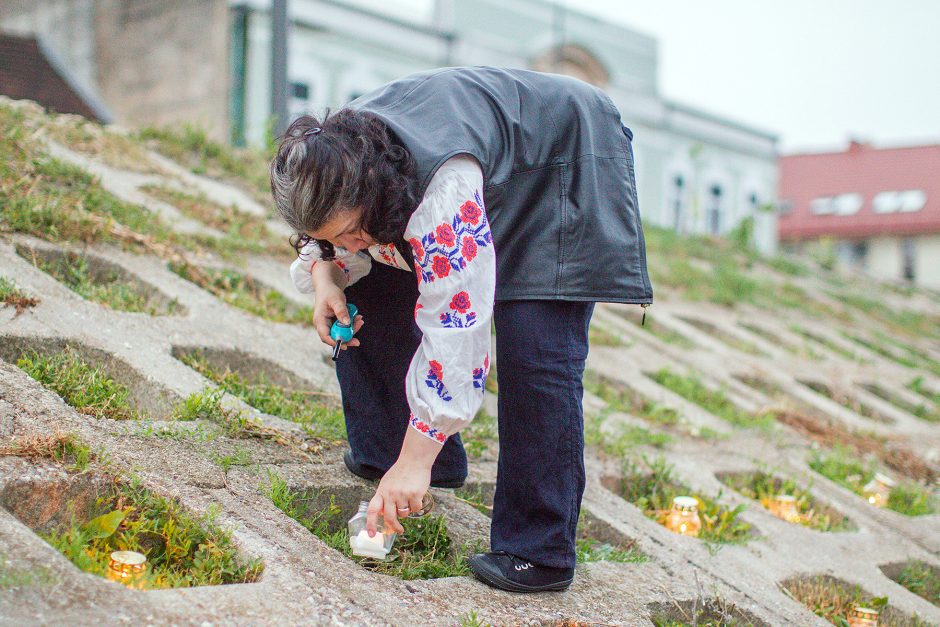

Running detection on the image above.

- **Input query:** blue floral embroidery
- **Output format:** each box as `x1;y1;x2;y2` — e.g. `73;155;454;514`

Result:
472;354;490;394
439;311;477;328
425;361;452;401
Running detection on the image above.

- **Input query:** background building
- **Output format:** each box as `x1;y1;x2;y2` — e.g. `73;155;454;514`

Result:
778;141;940;288
0;0;780;252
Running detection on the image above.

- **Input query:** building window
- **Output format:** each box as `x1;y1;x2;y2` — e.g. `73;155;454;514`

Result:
708;184;722;235
873;190;927;213
901;237;916;281
672;174;685;232
810;193;861;215
290;82;310;100
777;200;793;215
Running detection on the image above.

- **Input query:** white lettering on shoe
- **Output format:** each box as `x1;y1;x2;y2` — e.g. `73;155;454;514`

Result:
513;563;533;571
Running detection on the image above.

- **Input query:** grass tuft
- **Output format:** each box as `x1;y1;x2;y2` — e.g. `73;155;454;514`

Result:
42;480;262;588
180;352;345;441
720;470;853;532
782;575;930;627
809;447;936;516
0;432;97;472
648;368;775;429
169;262;313;325
609;457;752;545
263;471;478;580
17;348;138;420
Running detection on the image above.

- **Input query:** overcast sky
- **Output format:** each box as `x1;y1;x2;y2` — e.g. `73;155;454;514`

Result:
353;0;940;153
579;0;940;153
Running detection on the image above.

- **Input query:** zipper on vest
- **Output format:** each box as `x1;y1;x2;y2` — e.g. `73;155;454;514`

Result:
640;303;650;326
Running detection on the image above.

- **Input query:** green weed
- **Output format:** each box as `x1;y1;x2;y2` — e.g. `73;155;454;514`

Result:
809;448;936;516
180;352;345;441
16;348;138;420
575;537;646;564
263;471;477;579
41;480;262;588
908;376;940;406
20;249;177;315
894;560;940;608
0;432;97;473
212;446;253;473
584;370;681;426
138;125;271;205
862;383;939;423
648;368;775;429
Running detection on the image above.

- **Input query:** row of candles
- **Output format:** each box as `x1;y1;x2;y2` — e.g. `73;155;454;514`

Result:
661;472;895;539
661;488;887;627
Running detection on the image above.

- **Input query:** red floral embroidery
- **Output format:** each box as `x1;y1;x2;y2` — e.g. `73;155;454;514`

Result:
432;255;451;278
414;302;424;319
434;432;447;443
408;237;424;262
461;236;477;262
409;414;448;443
449;291;471;313
459;200;483;225
435;224;456;247
429;360;443;380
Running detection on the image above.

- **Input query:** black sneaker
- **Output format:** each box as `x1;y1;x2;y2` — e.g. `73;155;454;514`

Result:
342;450;465;489
468;551;574;593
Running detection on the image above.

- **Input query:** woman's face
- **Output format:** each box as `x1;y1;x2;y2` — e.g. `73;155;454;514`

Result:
308;208;376;253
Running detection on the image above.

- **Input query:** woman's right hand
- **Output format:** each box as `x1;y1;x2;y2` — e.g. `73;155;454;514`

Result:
313;283;364;350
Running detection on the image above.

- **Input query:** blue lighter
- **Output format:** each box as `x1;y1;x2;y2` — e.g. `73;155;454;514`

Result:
330;303;359;361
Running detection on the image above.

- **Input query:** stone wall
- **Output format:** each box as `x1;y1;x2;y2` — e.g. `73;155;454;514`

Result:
94;0;230;140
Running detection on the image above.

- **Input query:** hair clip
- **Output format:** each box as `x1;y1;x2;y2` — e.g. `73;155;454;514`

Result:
303;127;323;137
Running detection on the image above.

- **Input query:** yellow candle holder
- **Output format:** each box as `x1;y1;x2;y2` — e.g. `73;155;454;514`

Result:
664;496;702;537
106;550;147;588
762;494;803;523
847;605;879;627
862;473;895;507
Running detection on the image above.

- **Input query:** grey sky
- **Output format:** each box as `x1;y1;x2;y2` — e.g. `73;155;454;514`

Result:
350;0;940;153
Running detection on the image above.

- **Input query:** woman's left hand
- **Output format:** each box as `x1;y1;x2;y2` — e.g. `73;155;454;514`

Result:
366;457;431;535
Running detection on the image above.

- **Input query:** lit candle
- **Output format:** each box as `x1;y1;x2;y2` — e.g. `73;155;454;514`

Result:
106;550;147;588
847;606;879;627
664;496;702;537
862;473;895;507
763;494;802;523
349;529;391;559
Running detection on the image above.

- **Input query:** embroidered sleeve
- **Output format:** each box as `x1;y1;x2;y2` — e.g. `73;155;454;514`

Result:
404;156;495;443
289;240;373;293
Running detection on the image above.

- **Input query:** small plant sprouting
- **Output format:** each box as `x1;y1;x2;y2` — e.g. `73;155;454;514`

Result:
212;446;253;473
171;387;227;421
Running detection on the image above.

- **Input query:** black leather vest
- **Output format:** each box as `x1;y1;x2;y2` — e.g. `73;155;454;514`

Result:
351;66;653;305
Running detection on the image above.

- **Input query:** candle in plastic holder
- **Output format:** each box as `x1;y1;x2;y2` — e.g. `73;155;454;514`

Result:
107;550;147;588
664;496;702;537
862;473;895;507
847;606;879;627
348;501;396;559
763;494;802;523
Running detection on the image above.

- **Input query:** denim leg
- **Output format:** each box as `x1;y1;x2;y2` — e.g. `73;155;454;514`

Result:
335;261;467;484
490;299;594;569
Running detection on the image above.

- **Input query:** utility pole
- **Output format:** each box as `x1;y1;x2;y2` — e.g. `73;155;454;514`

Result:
271;0;289;136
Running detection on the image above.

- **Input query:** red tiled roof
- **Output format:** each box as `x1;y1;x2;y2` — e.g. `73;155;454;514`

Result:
0;31;104;122
778;142;940;240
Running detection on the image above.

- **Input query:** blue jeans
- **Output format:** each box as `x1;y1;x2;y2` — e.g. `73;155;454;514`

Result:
337;261;593;568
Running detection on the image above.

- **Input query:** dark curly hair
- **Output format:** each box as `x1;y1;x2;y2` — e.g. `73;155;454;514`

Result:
269;109;419;260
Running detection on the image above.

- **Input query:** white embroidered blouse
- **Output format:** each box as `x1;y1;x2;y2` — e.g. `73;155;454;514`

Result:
289;155;495;444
